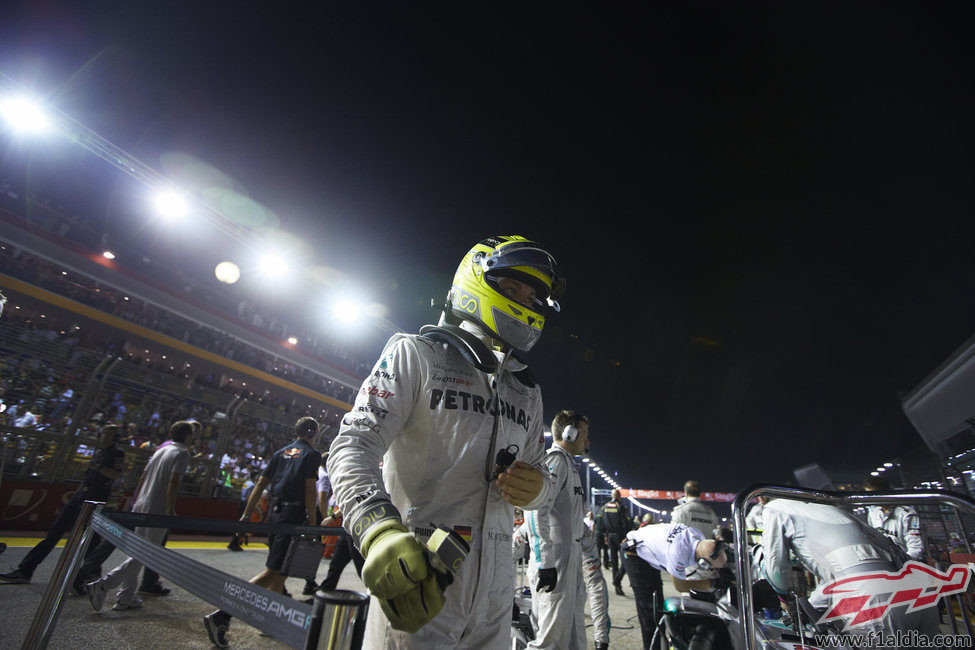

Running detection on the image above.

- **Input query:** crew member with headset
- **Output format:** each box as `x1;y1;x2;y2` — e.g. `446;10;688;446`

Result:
204;416;322;647
524;410;590;649
621;522;728;650
596;488;632;596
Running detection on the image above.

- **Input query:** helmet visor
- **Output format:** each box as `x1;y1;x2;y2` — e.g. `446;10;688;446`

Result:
477;244;564;301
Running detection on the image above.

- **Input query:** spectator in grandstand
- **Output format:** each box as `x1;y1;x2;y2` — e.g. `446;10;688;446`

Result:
327;235;562;646
85;420;194;611
862;475;925;561
204;416;322;647
0;424;125;584
13;403;39;429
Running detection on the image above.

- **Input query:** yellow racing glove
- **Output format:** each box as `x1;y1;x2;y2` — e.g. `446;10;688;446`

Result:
360;519;431;600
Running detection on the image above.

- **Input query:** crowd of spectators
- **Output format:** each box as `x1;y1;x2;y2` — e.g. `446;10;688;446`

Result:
0;311;343;496
0;175;373;377
0;242;360;407
0;176;377;498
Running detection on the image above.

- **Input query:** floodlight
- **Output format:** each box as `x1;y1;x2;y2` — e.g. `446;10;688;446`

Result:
332;299;362;323
102;251;116;260
286;336;298;345
258;253;290;279
870;471;879;476
214;261;240;284
883;462;893;467
0;96;52;133
153;190;188;219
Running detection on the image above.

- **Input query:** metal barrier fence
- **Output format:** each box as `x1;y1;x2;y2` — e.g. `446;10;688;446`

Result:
0;312;346;499
731;484;975;650
22;503;365;650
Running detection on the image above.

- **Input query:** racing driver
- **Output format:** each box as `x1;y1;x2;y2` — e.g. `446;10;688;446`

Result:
327;235;565;648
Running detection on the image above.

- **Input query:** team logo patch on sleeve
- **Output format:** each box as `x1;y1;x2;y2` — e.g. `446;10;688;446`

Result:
284;447;302;458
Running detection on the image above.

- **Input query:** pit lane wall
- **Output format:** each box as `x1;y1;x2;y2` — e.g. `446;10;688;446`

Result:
0;478;238;531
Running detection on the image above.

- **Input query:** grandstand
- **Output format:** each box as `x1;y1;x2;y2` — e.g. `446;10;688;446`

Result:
0;177;373;529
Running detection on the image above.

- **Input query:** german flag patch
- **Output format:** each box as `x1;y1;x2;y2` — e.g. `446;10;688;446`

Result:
452;525;473;543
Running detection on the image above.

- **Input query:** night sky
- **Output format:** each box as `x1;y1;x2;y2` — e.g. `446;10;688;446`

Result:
2;3;974;494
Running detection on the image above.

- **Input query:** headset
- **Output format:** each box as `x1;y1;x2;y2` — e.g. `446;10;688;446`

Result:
697;541;729;571
562;424;578;443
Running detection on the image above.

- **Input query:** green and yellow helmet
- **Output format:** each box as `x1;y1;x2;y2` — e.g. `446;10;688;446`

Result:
447;235;564;352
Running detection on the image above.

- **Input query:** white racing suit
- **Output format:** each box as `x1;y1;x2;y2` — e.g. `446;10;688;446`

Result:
327;332;555;649
625;523;705;580
524;445;586;649
745;500;764;546
761;500;939;645
513;520;609;648
866;505;925;561
581;526;610;647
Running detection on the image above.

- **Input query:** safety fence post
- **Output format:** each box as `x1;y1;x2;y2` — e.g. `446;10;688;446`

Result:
22;500;103;650
303;589;369;650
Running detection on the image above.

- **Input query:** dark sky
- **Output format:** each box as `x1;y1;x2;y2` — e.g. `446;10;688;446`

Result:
2;3;974;494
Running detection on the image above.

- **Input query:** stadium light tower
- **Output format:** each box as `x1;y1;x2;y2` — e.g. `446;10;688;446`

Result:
0;71;408;336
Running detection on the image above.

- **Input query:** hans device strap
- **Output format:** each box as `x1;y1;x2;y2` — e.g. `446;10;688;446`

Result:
420;323;497;373
419;323;536;387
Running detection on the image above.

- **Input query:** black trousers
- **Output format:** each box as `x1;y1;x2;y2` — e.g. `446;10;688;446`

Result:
606;532;626;586
19;492;89;578
319;535;364;591
621;549;664;650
